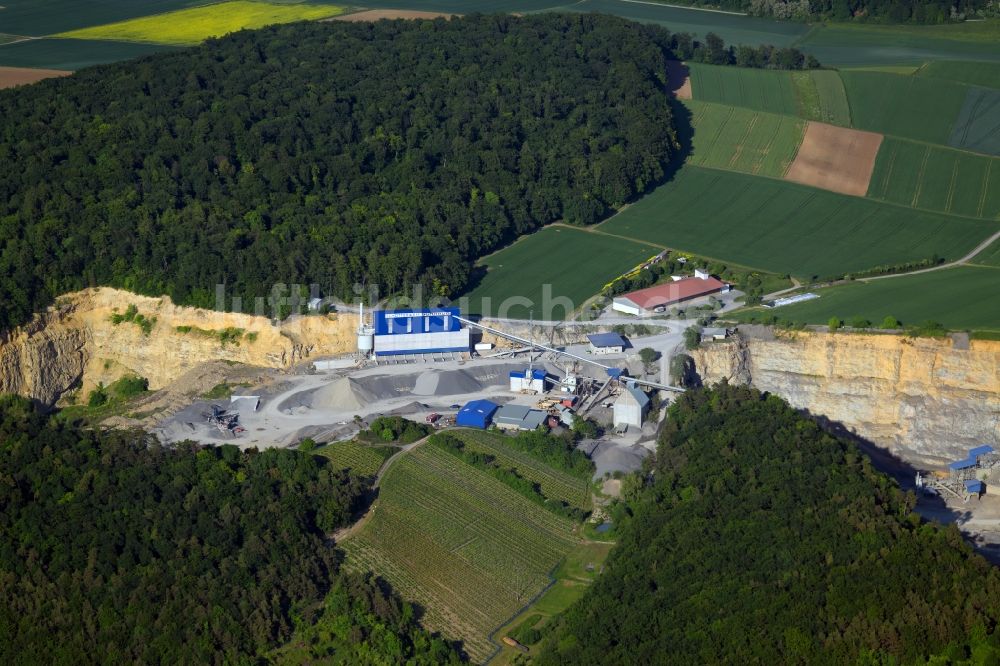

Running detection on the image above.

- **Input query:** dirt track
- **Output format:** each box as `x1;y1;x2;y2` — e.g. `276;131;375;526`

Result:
331;9;457;22
0;66;70;90
666;60;691;100
784;121;883;196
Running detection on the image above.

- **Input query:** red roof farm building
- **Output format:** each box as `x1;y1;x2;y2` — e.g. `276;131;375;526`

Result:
612;270;729;316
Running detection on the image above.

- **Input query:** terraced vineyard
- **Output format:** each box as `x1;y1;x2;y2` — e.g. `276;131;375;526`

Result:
685;100;805;177
315;441;394;478
867;137;1000;219
340;444;579;662
449;429;591;510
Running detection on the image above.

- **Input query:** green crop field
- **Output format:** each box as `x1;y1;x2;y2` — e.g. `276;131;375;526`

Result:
918;60;1000;89
315;441;394;478
340;444;579;662
797;21;1000;67
841;70;970;144
449;429;591;510
688;62;799;116
867;137;1000;219
684;100;805;177
794;69;852;125
971;237;1000;267
597;166;997;280
0;0;204;36
949;87;1000;156
57;1;345;46
461;225;655;319
740;266;1000;332
0;38;177;70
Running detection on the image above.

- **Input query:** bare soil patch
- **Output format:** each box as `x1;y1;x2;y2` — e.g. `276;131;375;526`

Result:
785;121;882;197
331;9;457;22
666;60;691;100
0;66;70;90
784;121;883;196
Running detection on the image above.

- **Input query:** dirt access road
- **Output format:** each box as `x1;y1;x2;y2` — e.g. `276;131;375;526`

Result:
859;229;1000;282
331;433;434;542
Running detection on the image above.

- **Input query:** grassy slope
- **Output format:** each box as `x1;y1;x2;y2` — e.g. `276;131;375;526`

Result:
462;225;655;319
739;265;1000;331
57;1;345;46
685;99;805;177
597;166;995;280
867;137;1000;219
340;444;580;662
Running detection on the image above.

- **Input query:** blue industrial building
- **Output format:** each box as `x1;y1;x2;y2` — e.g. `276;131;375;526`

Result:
372;307;471;356
456;399;499;429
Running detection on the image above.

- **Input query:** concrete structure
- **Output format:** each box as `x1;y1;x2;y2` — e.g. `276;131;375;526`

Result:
614;384;650;428
701;327;730;342
494;404;548;431
612;274;728;316
557;405;575;427
372;307;470;356
510;368;547;393
588;332;628;355
357;303;375;355
456;399;499;429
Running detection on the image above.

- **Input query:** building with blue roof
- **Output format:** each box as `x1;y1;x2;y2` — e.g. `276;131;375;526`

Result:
510;368;547;393
587;332;628;355
455;399;499;429
372;307;470;356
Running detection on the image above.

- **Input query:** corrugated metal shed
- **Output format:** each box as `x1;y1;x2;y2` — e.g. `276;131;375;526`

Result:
456;399;499;429
970;445;995;458
494;404;547;430
949;457;977;471
964;479;984;494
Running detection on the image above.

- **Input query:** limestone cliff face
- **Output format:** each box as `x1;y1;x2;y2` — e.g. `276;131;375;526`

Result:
0;288;357;405
691;330;1000;465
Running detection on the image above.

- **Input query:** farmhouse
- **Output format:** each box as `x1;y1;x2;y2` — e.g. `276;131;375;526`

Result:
587;332;629;355
612;270;728;316
614;384;650;429
493;404;548;431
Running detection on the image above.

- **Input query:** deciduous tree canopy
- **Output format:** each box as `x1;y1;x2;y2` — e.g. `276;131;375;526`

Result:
0;14;679;330
535;383;1000;664
0;395;457;664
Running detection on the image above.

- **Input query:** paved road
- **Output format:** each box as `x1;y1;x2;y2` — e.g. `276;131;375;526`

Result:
859;229;1000;283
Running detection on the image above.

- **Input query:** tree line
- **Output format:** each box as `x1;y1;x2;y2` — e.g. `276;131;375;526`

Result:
0;395;459;663
533;383;1000;664
656;0;994;23
0;14;680;332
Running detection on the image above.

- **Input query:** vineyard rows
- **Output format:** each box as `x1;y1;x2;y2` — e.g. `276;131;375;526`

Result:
340;445;579;662
315;441;394;477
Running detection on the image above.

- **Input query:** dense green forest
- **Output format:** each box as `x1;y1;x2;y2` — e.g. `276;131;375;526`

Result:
660;0;994;22
0;395;457;664
0;14;679;331
535;384;1000;664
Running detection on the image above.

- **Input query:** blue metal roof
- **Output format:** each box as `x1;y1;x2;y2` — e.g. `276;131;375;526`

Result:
964;479;984;494
969;445;994;458
587;332;628;348
949;457;977;471
456;399;499;429
510;369;546;380
373;307;461;335
606;368;625;379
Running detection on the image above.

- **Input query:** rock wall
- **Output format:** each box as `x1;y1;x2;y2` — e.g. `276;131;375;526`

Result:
0;288;357;405
691;330;1000;465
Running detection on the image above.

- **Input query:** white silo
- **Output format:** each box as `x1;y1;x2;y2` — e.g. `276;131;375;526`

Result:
357;302;374;355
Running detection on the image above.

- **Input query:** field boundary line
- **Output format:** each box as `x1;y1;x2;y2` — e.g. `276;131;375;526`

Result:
945;160;960;214
978;160;991;218
613;0;748;14
910;146;931;208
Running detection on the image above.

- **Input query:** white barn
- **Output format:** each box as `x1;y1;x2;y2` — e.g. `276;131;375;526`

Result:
613;384;650;428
